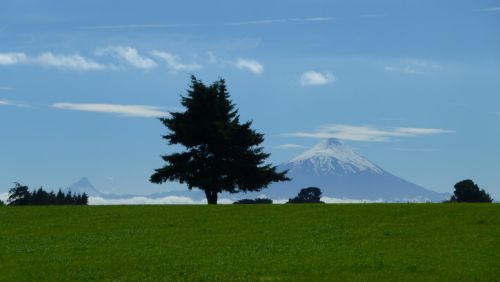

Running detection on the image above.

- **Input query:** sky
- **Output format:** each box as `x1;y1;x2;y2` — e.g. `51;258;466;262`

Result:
1;0;500;198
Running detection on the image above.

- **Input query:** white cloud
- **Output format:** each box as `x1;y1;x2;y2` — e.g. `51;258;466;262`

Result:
273;144;307;149
300;71;336;86
35;53;106;70
0;51;106;70
151;51;202;71
89;196;234;205
384;59;439;74
287;124;453;142
0;52;28;65
52;103;168;117
0;87;13;91
235;58;263;75
98;46;157;70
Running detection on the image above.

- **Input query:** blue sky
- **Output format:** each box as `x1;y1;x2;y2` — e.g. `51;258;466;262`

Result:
1;0;499;198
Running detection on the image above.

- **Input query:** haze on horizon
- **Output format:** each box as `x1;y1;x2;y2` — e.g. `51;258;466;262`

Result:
1;0;499;198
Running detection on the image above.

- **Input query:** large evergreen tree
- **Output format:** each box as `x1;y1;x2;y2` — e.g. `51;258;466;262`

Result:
151;76;289;204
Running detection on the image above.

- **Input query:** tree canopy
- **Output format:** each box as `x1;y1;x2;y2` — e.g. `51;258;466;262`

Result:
151;76;289;204
450;179;492;203
288;187;324;204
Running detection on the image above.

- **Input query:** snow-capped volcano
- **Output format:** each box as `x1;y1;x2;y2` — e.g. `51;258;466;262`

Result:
289;138;383;175
250;138;448;202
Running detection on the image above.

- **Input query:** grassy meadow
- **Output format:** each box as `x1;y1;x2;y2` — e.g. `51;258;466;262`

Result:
0;204;499;281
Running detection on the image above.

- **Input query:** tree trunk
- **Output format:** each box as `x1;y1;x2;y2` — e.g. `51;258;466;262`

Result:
204;190;218;205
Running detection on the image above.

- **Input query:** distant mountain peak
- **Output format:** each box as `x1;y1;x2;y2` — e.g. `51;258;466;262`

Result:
65;177;104;197
289;139;383;174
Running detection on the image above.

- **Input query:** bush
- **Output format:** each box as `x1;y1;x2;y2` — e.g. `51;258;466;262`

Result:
449;179;492;203
233;198;273;204
0;199;5;206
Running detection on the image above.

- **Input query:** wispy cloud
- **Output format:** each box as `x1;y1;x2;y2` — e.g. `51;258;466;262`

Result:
395;148;438;152
0;51;106;70
85;23;203;30
0;99;28;107
85;17;333;30
227;17;332;25
35;53;106;70
0;87;13;91
151;51;202;71
479;7;500;12
300;71;336;86
98;46;157;70
52;103;168;117
235;58;263;75
287;124;453;142
303;17;332;22
384;59;439;74
273;144;308;149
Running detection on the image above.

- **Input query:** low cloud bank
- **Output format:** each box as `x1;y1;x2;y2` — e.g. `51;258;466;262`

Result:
89;196;234;205
0;192;8;203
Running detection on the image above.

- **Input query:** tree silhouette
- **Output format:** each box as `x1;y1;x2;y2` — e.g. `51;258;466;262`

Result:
288;187;324;204
7;182;31;205
0;199;5;206
450;179;492;203
151;76;289;204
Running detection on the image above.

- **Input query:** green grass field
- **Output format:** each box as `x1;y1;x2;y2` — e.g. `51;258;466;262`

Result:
1;204;499;281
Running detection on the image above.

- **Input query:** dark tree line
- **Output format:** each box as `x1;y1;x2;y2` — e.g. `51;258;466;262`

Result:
6;182;88;205
233;198;273;204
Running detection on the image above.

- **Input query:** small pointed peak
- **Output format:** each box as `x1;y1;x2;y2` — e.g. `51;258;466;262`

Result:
70;177;94;189
78;177;91;183
322;138;343;146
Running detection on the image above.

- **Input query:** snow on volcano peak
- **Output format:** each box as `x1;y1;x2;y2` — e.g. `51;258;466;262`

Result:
289;138;383;174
